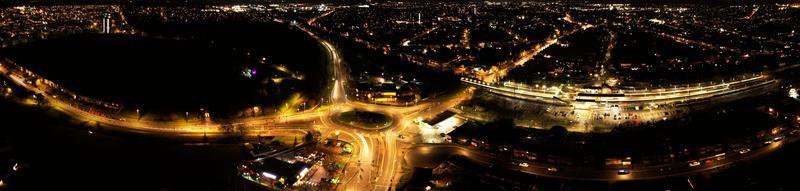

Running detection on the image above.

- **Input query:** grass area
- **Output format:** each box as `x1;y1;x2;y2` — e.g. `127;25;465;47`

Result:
278;92;304;114
335;110;393;129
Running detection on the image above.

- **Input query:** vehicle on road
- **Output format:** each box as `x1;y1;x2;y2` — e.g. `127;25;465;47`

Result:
738;148;751;154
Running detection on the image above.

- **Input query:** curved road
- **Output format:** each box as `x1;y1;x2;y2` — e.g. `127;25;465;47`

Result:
407;135;795;182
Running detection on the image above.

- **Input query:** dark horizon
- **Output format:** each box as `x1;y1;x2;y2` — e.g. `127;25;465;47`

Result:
2;0;799;7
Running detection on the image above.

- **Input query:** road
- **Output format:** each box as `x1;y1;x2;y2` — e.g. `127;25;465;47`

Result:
461;74;780;132
407;134;796;182
311;32;470;190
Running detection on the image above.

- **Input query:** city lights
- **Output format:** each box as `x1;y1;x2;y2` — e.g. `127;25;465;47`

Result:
0;2;798;190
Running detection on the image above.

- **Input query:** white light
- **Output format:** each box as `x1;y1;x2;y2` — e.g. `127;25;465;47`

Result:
297;167;310;179
789;88;798;99
262;172;277;180
648;18;665;24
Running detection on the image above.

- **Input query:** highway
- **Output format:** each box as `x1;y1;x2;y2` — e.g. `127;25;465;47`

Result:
407;134;796;182
461;72;781;132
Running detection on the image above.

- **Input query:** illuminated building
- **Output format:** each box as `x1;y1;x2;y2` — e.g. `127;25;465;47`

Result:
100;13;111;34
355;76;421;104
238;157;311;190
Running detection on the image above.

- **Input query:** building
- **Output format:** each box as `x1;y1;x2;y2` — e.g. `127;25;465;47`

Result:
354;76;421;105
100;13;111;34
239;157;311;190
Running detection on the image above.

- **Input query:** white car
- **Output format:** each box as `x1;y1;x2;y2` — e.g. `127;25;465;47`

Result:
738;148;751;154
518;162;529;167
547;167;558;172
688;161;701;167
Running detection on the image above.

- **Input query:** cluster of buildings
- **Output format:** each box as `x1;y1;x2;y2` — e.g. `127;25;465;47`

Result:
504;3;800;87
239;157;311;190
302;2;800;89
125;5;275;24
0;6;134;47
353;73;420;105
238;135;351;190
123;4;335;25
310;2;576;82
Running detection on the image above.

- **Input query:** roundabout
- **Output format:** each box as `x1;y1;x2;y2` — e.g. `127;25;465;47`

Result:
333;109;393;130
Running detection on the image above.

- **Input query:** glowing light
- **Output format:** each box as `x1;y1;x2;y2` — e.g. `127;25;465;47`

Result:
789;88;798;99
297;167;310;180
648;18;665;24
262;172;277;179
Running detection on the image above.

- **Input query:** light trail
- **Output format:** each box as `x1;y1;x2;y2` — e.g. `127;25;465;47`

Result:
307;9;336;26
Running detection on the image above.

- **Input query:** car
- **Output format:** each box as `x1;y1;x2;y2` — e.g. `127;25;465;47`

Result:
738;148;751;154
714;153;726;161
688;161;701;167
518;162;529;167
617;169;630;175
547;167;558;172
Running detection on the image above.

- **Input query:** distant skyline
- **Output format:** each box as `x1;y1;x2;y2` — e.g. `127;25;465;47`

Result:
2;0;799;7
